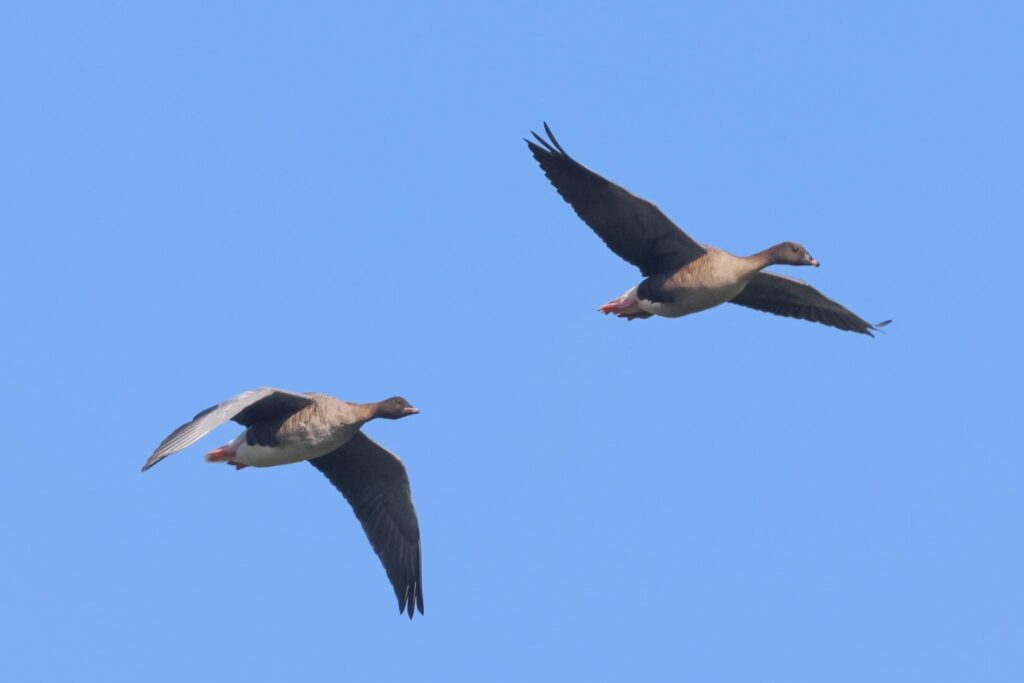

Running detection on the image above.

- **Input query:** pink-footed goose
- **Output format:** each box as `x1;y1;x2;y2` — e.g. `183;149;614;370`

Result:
526;124;890;336
142;387;424;618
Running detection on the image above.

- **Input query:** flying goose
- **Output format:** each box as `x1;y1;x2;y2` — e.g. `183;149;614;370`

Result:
526;124;890;336
142;387;424;618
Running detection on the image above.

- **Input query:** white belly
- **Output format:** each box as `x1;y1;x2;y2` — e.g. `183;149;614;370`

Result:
229;433;350;468
638;281;747;318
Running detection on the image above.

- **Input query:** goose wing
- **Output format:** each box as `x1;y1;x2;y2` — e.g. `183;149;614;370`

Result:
310;431;424;618
142;388;313;471
730;272;890;336
526;123;705;276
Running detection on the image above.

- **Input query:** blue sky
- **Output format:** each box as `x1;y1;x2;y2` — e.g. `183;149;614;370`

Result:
1;2;1021;681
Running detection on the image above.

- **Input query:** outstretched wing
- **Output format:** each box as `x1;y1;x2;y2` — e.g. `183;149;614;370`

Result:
730;272;891;336
142;387;313;471
309;431;424;619
526;122;705;276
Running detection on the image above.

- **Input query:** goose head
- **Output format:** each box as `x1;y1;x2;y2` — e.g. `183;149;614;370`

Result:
374;396;420;420
770;241;819;267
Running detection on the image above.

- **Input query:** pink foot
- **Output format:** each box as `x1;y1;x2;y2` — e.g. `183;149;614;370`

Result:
599;296;652;320
599;302;622;314
228;460;249;470
205;445;236;463
600;297;635;315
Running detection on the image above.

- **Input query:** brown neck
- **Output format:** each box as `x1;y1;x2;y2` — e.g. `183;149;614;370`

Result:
352;402;382;423
746;247;777;271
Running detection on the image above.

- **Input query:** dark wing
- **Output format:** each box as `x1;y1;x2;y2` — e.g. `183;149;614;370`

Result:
730;272;891;336
309;432;424;619
142;387;313;471
526;123;705;276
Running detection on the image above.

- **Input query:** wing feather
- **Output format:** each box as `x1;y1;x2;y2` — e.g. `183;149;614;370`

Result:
141;388;313;471
309;432;424;618
730;272;890;336
526;123;705;276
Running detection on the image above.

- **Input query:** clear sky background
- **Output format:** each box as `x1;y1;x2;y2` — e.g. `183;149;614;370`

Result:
1;2;1021;681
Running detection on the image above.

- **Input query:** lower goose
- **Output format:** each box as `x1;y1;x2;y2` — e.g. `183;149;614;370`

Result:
142;387;424;619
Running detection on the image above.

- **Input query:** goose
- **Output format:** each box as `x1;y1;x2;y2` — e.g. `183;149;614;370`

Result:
142;387;424;618
526;124;890;336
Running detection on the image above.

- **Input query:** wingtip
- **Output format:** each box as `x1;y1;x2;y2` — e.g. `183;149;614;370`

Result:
397;584;424;619
869;319;893;337
526;122;568;156
542;121;566;154
141;449;168;471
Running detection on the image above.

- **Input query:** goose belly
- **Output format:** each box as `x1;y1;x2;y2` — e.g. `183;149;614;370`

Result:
639;281;747;318
230;433;348;468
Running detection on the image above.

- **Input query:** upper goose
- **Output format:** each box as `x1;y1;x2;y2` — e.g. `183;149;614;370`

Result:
142;387;424;619
526;124;890;336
